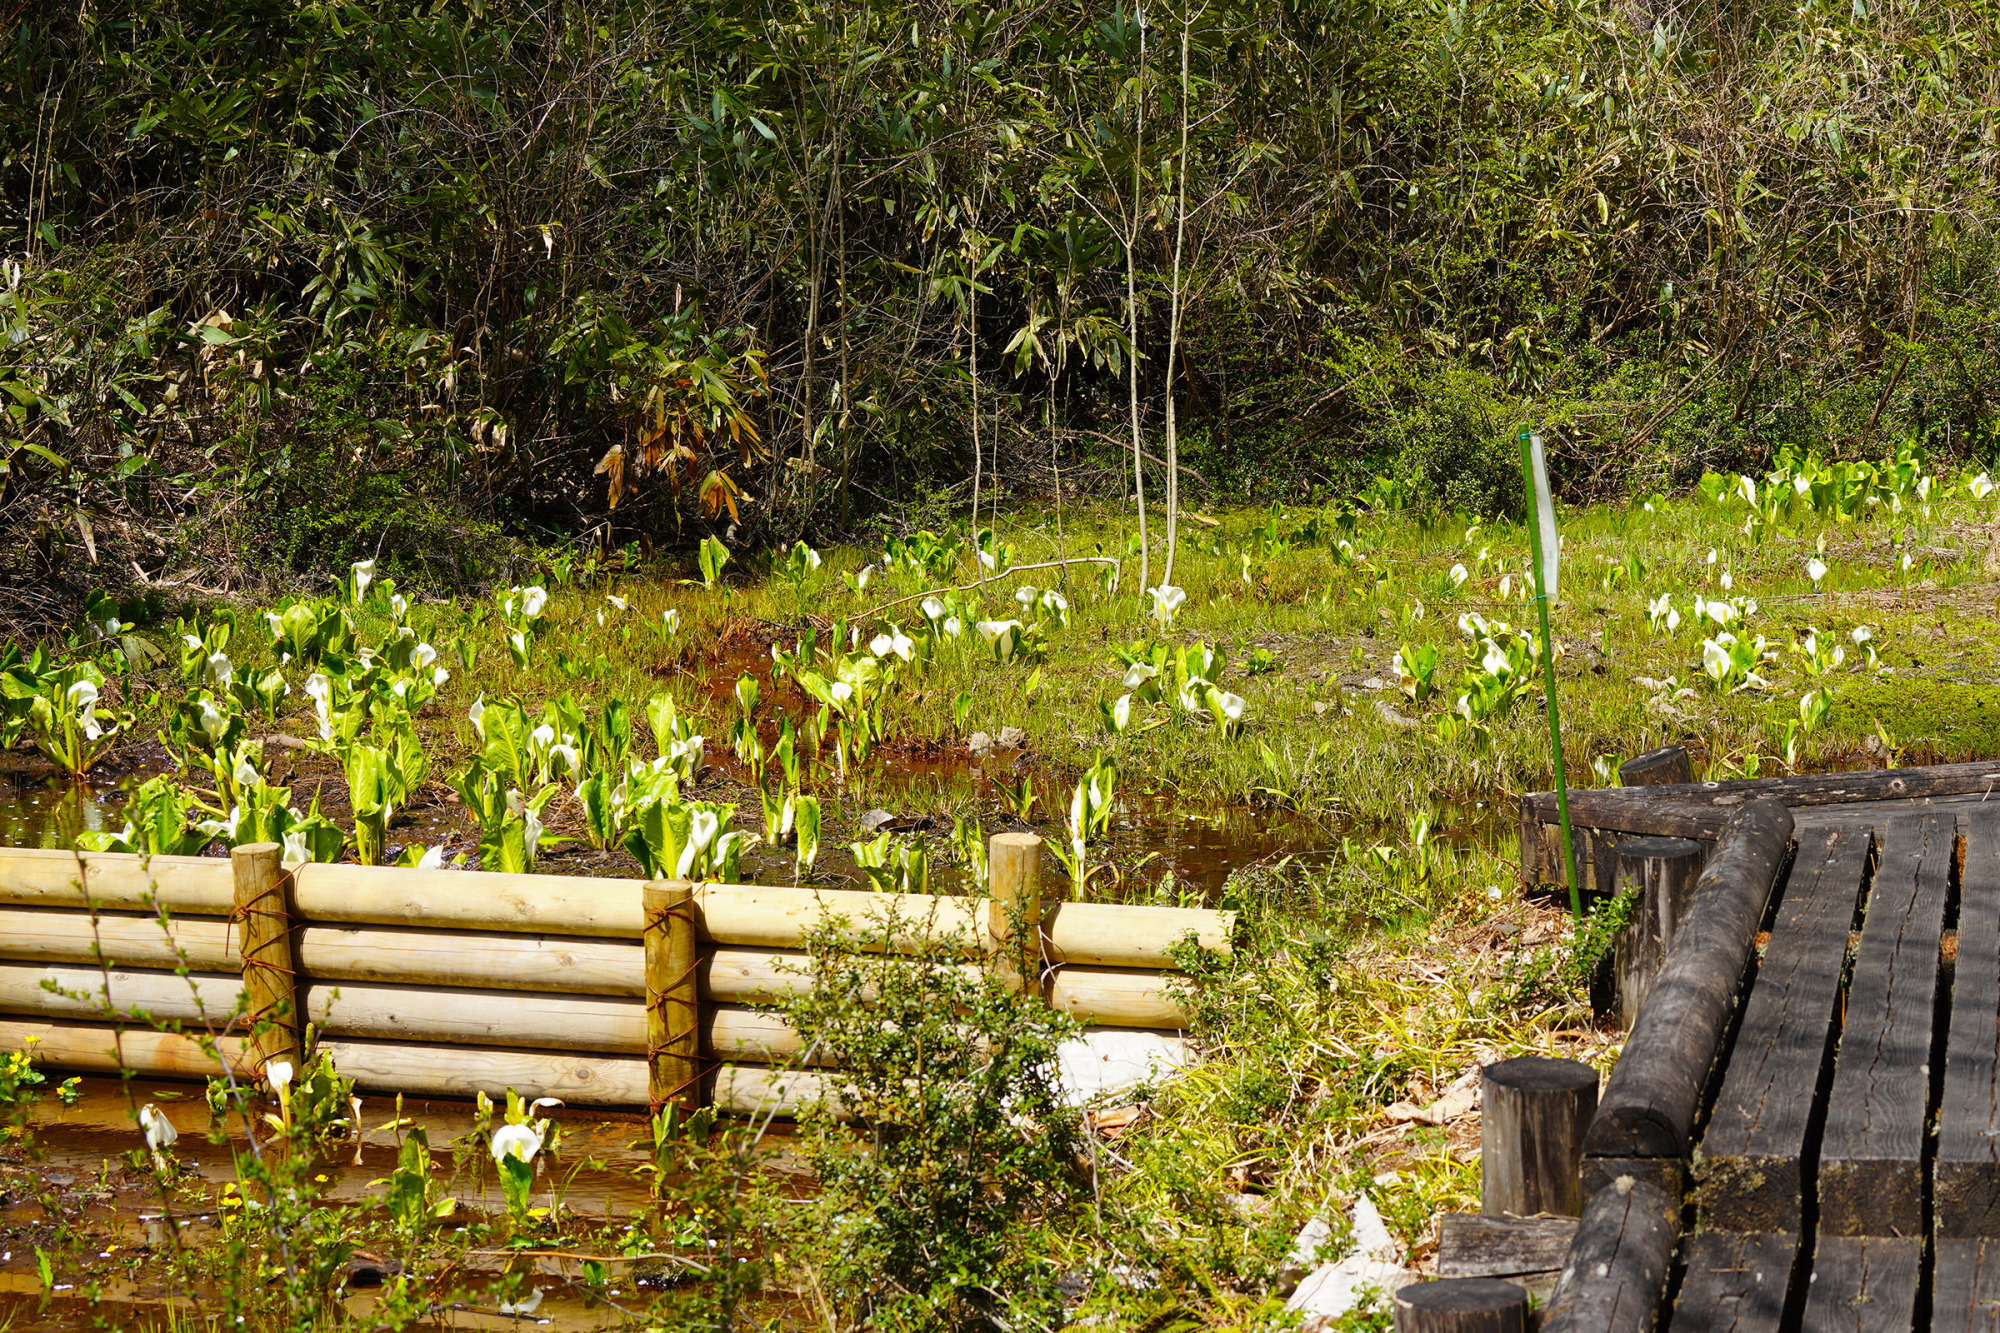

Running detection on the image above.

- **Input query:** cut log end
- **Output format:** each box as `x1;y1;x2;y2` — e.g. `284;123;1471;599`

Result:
1393;1278;1529;1333
1481;1058;1598;1219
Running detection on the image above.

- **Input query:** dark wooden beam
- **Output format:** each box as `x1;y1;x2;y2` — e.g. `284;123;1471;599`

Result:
1526;758;2000;826
1935;807;2000;1237
1693;825;1868;1232
1539;1178;1678;1333
1819;813;1951;1238
1585;798;1793;1160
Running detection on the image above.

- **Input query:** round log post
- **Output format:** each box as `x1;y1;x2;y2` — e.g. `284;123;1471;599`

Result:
1618;745;1693;788
987;833;1044;997
1481;1057;1599;1218
1393;1279;1529;1333
644;881;702;1113
1612;836;1705;1031
232;842;299;1075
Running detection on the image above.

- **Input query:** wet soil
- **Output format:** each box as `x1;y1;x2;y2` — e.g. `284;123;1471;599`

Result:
0;648;1342;903
0;1077;807;1329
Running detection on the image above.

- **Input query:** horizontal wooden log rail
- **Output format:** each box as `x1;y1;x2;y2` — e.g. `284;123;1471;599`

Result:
0;962;1190;1065
0;1017;834;1115
1531;758;2000;816
1522;755;2000;850
0;848;1231;967
0;838;1222;1113
0;910;1191;1027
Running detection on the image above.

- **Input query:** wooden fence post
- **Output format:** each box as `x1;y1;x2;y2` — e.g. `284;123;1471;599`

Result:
644;881;702;1113
1482;1057;1598;1218
232;842;299;1075
1612;837;1704;1030
1617;745;1694;788
1393;1278;1529;1333
987;833;1044;997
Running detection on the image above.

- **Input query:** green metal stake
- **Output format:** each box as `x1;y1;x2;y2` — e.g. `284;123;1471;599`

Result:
1519;429;1581;919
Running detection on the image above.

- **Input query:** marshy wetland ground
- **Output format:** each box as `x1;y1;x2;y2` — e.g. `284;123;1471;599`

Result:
0;457;1995;1330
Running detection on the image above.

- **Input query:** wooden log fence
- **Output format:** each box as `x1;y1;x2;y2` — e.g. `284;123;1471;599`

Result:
0;837;1232;1114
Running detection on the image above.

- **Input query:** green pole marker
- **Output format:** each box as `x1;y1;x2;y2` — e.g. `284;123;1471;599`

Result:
1519;429;1581;919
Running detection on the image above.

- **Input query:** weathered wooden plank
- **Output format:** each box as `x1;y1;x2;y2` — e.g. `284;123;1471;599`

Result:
1528;758;2000;820
1692;826;1868;1232
1938;806;2000;1238
1524;794;1727;841
1581;1156;1684;1204
1666;1231;1795;1333
1933;1237;2000;1333
1519;809;1633;892
1537;1177;1678;1333
1819;813;1951;1238
1583;798;1795;1160
1436;1215;1577;1279
1798;1237;1920;1332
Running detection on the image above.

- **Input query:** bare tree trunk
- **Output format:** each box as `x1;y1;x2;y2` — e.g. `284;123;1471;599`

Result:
970;229;985;597
1128;3;1151;598
1162;15;1192;589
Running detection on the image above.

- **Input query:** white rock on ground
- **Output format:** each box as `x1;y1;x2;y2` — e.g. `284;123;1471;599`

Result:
1285;1193;1416;1327
1057;1029;1189;1106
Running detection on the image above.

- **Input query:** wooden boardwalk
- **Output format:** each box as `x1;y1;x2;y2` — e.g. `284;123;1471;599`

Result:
1514;759;2000;1333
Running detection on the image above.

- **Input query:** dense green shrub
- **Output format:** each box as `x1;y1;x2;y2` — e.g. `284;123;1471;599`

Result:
779;917;1085;1328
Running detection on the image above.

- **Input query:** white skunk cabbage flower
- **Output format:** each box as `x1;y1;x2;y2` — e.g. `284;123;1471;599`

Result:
67;680;102;739
868;626;915;662
1701;638;1733;683
489;1121;545;1165
677;809;721;878
976;620;1023;662
138;1104;178;1158
1147;584;1187;626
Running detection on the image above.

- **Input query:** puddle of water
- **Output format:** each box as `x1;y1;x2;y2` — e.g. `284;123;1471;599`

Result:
0;756;151;851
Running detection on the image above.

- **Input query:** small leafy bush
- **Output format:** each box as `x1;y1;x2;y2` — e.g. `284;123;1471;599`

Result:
778;914;1085;1329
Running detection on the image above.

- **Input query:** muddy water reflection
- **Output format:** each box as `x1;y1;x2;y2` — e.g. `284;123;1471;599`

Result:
0;758;148;850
